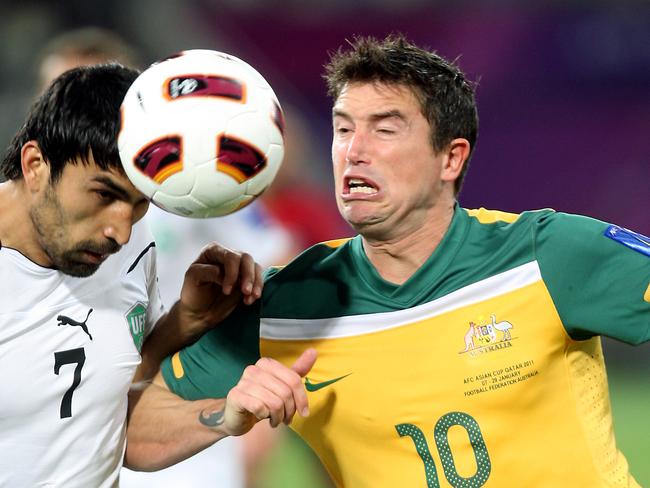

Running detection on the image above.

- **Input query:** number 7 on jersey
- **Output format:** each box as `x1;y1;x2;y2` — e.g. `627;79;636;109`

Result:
53;347;86;418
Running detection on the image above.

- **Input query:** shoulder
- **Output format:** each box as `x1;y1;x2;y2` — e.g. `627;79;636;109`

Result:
461;207;613;242
531;211;613;255
463;206;627;259
529;211;650;282
463;206;554;227
265;237;355;283
260;237;357;319
461;207;556;250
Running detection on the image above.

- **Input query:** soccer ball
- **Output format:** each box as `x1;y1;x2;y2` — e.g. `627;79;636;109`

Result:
118;49;285;218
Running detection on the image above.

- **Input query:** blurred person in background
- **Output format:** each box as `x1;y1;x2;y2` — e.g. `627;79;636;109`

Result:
36;27;321;488
126;34;649;487
36;27;142;93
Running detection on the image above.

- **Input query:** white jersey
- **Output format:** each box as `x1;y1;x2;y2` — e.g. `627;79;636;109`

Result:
0;221;164;488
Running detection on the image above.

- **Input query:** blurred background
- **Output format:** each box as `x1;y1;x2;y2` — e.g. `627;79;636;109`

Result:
1;0;648;486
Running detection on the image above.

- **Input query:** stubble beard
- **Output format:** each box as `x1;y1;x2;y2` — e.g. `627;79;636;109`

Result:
29;186;117;277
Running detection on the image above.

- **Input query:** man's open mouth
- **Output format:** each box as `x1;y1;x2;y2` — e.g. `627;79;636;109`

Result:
346;177;378;195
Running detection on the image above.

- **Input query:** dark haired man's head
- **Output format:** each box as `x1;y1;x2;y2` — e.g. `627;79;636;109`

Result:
0;64;145;277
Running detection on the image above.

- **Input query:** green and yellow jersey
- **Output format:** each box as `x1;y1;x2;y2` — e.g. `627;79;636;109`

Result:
163;206;650;487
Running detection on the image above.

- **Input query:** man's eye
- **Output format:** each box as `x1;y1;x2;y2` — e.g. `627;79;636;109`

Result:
96;190;116;201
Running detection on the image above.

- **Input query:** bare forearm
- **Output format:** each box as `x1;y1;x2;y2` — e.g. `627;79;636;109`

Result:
126;349;318;471
125;378;228;471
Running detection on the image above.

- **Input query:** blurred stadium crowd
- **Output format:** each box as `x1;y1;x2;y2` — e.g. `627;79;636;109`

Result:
1;0;647;486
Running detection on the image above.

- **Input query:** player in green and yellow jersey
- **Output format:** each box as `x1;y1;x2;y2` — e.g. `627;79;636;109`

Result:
126;35;650;487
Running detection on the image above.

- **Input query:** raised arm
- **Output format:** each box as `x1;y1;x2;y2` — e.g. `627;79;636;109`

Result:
125;348;317;471
134;243;263;383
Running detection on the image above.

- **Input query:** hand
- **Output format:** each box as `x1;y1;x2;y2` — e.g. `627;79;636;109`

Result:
222;349;318;435
178;243;263;334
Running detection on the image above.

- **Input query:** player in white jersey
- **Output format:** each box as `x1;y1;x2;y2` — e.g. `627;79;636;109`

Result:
0;63;263;487
34;27;300;487
0;219;161;486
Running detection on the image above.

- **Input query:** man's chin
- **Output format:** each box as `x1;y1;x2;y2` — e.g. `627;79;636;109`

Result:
56;260;102;278
55;248;115;277
344;212;385;232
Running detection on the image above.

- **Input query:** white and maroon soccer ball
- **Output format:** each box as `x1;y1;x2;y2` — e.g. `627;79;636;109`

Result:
118;49;284;218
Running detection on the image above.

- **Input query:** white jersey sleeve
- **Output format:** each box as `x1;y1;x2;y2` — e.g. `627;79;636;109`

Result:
143;222;165;339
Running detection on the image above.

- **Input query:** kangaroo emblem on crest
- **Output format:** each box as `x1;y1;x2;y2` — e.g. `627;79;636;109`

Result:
57;308;93;340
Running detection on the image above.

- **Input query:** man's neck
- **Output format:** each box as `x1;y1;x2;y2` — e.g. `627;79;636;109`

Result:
361;203;456;285
0;181;43;262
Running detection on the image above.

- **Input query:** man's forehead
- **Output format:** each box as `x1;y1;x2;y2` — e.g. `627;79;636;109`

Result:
62;156;121;179
63;160;142;197
338;80;415;99
333;82;419;118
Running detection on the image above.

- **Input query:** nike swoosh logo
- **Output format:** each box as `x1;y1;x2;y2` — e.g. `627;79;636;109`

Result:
305;373;352;392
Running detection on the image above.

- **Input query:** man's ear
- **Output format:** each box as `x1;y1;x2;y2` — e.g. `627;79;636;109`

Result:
440;138;470;184
21;141;51;192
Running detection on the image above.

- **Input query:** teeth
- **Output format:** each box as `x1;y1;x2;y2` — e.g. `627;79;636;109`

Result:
347;177;377;194
350;186;376;194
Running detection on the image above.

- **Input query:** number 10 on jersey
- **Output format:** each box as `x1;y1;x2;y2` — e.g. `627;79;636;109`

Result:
396;411;491;487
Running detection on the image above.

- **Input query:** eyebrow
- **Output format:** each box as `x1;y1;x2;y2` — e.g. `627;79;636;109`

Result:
369;110;406;123
91;176;131;201
332;108;351;120
332;108;406;122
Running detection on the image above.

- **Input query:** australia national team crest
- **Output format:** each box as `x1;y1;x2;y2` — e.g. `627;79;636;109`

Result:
460;314;515;356
125;302;147;353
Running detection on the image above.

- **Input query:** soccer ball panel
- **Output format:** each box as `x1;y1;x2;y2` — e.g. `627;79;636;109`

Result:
192;159;246;206
248;143;284;196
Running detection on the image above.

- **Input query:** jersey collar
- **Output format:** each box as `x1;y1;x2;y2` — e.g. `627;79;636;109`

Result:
350;203;469;304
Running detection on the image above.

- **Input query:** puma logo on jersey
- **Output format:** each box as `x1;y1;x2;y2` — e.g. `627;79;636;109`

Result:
57;309;93;340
